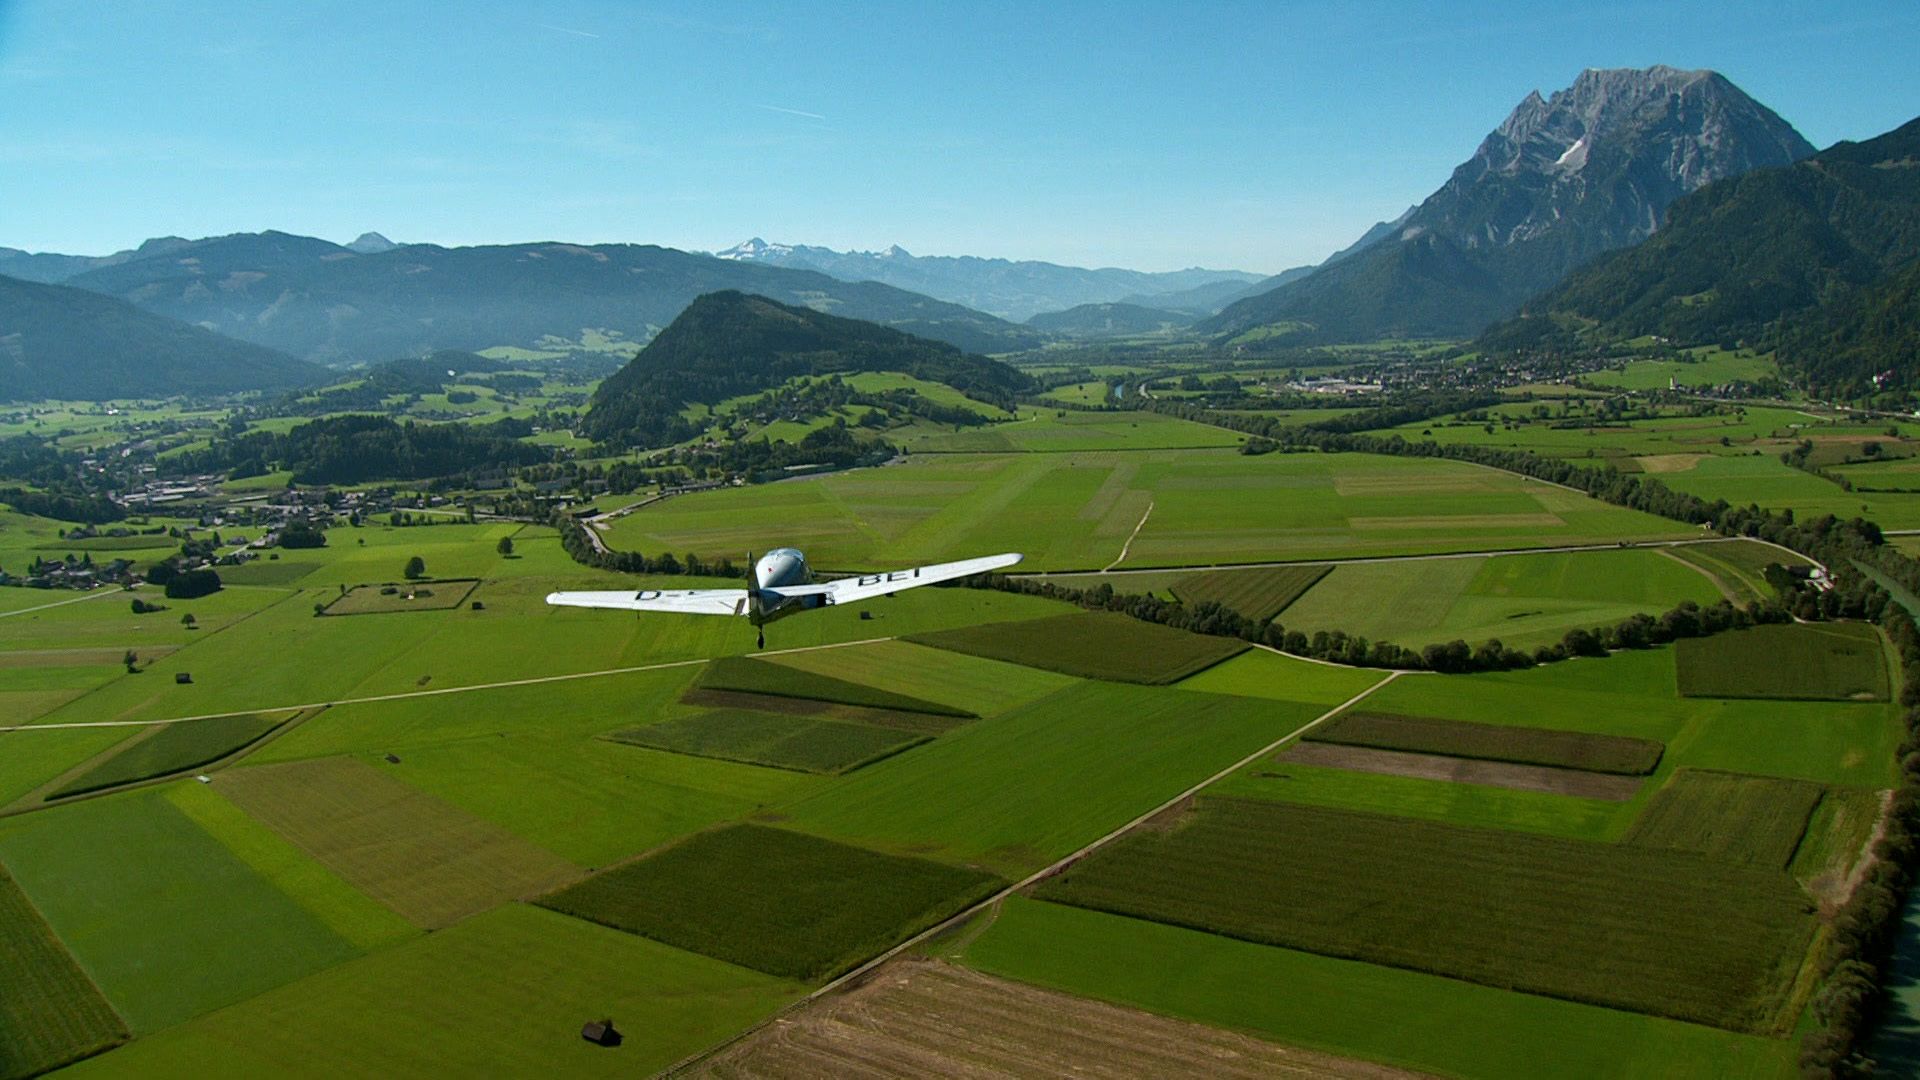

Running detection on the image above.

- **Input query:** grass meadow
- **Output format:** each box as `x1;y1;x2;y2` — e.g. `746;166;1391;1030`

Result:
1167;564;1329;622
1677;622;1889;701
0;867;125;1080
539;825;998;981
214;757;581;929
58;905;804;1079
603;449;1693;571
48;712;287;799
1036;796;1814;1033
961;898;1795;1079
910;611;1248;683
1275;546;1725;651
606;710;927;774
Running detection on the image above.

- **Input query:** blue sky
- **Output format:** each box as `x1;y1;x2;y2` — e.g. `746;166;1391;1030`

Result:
1;1;1914;272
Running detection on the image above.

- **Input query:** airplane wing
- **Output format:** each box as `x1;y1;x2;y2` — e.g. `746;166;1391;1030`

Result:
544;588;748;616
790;552;1023;607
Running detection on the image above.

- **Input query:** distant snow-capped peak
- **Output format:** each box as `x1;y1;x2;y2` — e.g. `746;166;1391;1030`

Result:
715;237;794;260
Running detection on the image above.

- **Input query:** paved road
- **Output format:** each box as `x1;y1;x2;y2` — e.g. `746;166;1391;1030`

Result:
662;669;1407;1077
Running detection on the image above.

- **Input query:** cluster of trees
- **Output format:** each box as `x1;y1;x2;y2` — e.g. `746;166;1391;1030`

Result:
0;485;123;524
554;515;742;580
146;563;221;599
277;522;326;548
1802;598;1920;1075
179;413;550;485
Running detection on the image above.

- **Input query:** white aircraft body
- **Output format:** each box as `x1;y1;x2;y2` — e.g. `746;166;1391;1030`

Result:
545;547;1022;647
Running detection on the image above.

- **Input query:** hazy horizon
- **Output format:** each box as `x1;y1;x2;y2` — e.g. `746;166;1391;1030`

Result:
2;0;1916;273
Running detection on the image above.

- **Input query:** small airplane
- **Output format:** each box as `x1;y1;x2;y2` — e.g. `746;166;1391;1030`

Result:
545;548;1023;647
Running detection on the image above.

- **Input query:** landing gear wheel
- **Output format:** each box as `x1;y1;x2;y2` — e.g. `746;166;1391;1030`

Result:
757;628;765;650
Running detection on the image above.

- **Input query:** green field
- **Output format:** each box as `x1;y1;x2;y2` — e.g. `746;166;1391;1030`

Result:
539;825;998;981
910;612;1247;684
602;449;1693;571
62;904;803;1078
1676;622;1888;701
1036;796;1812;1032
0;789;364;1033
1648;453;1920;531
892;408;1242;453
1307;711;1664;775
1626;770;1825;869
215;757;581;928
1579;350;1782;391
694;655;972;716
322;579;479;615
782;682;1333;877
0;866;125;1080
48;713;287;799
961;897;1795;1079
760;640;1076;718
606;709;926;774
1275;547;1725;651
1663;539;1803;604
1168;564;1330;622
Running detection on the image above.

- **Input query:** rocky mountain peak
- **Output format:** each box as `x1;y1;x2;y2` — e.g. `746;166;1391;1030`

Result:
347;232;397;254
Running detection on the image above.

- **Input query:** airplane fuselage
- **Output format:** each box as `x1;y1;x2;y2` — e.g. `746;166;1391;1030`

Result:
750;547;821;627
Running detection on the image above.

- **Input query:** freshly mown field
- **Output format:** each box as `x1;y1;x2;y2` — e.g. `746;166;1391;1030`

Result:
0;789;363;1033
48;712;287;799
1036;797;1813;1033
910;611;1246;684
606;709;926;774
61;904;804;1079
1626;770;1825;869
1275;547;1724;651
694;656;972;717
539;825;999;982
961;897;1795;1080
1677;622;1888;701
0;866;125;1080
1307;712;1664;775
602;449;1693;572
696;958;1389;1080
215;757;581;929
1168;564;1330;623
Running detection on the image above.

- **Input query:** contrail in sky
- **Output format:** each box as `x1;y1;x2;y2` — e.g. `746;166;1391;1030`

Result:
753;103;826;120
539;24;602;38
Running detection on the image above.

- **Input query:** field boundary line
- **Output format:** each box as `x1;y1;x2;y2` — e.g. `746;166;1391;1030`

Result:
660;669;1404;1078
1103;500;1155;572
0;637;897;733
1019;536;1740;579
0;587;130;619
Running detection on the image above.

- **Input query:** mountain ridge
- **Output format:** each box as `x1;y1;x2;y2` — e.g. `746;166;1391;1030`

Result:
1203;66;1815;343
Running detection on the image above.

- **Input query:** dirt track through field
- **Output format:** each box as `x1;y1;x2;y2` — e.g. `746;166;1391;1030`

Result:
696;960;1423;1080
1281;742;1644;800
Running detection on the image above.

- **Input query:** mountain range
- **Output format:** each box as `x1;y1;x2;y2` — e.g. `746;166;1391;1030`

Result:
31;232;1047;364
1204;66;1816;343
712;238;1262;321
1482;115;1920;395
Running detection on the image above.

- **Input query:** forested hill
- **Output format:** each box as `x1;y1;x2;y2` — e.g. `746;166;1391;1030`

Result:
582;292;1033;449
0;274;321;400
1479;115;1920;394
57;231;1042;363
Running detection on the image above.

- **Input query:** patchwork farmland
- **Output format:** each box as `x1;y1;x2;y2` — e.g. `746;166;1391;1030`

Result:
0;430;1905;1079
